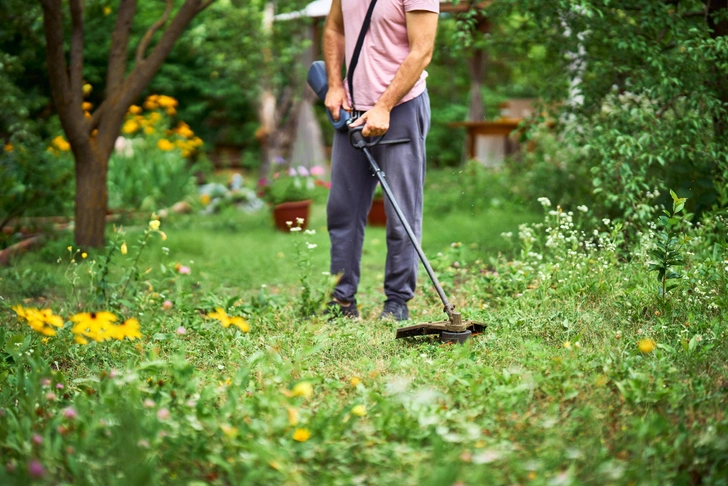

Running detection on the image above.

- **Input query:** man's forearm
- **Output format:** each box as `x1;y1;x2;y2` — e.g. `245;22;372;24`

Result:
374;50;432;111
323;28;346;89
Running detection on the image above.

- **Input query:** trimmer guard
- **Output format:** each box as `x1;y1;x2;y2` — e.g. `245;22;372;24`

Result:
395;321;487;339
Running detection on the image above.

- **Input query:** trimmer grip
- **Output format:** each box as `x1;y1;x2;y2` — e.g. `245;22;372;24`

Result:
308;60;351;132
307;61;329;101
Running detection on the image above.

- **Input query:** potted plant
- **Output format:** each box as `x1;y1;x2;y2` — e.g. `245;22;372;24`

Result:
368;183;386;227
259;165;329;232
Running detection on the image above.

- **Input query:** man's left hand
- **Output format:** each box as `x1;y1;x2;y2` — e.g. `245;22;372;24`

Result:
350;104;390;137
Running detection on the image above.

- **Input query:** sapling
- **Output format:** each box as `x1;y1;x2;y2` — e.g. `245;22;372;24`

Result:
647;190;687;301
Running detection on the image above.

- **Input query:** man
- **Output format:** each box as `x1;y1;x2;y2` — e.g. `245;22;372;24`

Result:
323;0;439;320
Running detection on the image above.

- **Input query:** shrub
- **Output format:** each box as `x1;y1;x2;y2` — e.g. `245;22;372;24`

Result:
107;96;208;211
259;165;329;206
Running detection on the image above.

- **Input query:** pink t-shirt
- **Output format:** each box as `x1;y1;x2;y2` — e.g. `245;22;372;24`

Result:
341;0;439;111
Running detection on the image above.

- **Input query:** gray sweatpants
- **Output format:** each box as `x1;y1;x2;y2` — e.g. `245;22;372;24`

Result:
327;91;431;303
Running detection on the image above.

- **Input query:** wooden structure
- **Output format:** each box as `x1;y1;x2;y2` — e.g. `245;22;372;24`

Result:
451;119;522;168
451;98;536;167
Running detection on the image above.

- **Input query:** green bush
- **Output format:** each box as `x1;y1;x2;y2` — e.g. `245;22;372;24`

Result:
0;138;74;247
108;99;208;211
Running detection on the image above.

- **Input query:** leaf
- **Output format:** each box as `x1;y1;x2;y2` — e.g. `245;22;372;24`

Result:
688;334;700;353
656;343;676;353
3;334;27;356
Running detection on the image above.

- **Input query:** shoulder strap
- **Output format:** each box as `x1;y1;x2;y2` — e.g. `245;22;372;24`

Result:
347;0;378;110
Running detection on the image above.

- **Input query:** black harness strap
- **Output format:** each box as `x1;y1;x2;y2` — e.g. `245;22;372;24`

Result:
347;0;378;111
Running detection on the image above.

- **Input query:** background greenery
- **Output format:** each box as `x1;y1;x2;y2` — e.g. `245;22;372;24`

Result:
1;1;727;483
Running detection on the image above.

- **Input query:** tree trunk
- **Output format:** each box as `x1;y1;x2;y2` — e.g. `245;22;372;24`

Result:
74;148;108;247
39;0;216;247
466;49;486;122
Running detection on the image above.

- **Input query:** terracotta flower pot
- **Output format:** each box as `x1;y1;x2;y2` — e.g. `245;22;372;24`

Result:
272;199;312;232
367;197;387;227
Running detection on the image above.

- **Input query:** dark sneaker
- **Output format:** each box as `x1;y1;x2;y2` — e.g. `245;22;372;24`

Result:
324;299;359;319
379;298;409;321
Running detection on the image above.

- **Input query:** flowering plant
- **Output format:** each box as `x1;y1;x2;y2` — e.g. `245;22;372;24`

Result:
259;164;330;206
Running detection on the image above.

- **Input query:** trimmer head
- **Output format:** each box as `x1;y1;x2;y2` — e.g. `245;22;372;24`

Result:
395;311;486;344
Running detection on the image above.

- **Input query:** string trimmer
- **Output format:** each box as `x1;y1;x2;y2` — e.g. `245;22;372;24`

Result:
347;127;486;344
307;60;485;344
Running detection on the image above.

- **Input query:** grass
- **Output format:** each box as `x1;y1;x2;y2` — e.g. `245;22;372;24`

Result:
1;169;727;485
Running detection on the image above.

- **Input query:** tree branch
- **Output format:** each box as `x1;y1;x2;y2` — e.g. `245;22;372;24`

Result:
657;92;686;118
136;0;174;63
97;0;216;159
199;0;216;11
106;0;138;97
39;0;86;145
69;0;84;110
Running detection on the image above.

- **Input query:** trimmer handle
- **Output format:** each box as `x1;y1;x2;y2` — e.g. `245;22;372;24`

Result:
307;60;351;132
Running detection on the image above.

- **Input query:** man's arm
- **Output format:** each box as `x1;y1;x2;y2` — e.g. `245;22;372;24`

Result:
351;10;438;137
323;0;350;121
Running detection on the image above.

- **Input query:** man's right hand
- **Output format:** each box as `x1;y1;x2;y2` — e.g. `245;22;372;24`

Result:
325;85;351;122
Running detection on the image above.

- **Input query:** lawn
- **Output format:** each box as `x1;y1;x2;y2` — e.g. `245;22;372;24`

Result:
1;169;727;485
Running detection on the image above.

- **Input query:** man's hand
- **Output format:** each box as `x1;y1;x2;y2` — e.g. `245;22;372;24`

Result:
325;84;351;122
350;104;391;137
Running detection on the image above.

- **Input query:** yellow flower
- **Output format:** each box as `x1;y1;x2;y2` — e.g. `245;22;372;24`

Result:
74;336;89;345
291;382;313;399
143;126;155;135
287;407;300;426
12;305;64;336
292;428;311;442
157;139;174;151
82;102;93;111
563;341;572;350
149;220;161;231
82;83;93;96
351;405;367;417
81;252;88;259
166;107;177;117
111;318;142;341
144;95;160;110
638;338;656;354
128;105;142;115
159;231;167;241
52;136;71;152
70;311;118;342
122;120;139;134
103;6;112;15
207;308;250;332
350;376;361;387
175;122;194;138
157;95;178;109
120;242;128;255
4;143;13;153
200;194;211;205
229;316;250;332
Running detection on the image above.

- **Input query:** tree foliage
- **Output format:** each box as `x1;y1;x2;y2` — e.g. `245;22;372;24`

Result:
477;0;728;220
